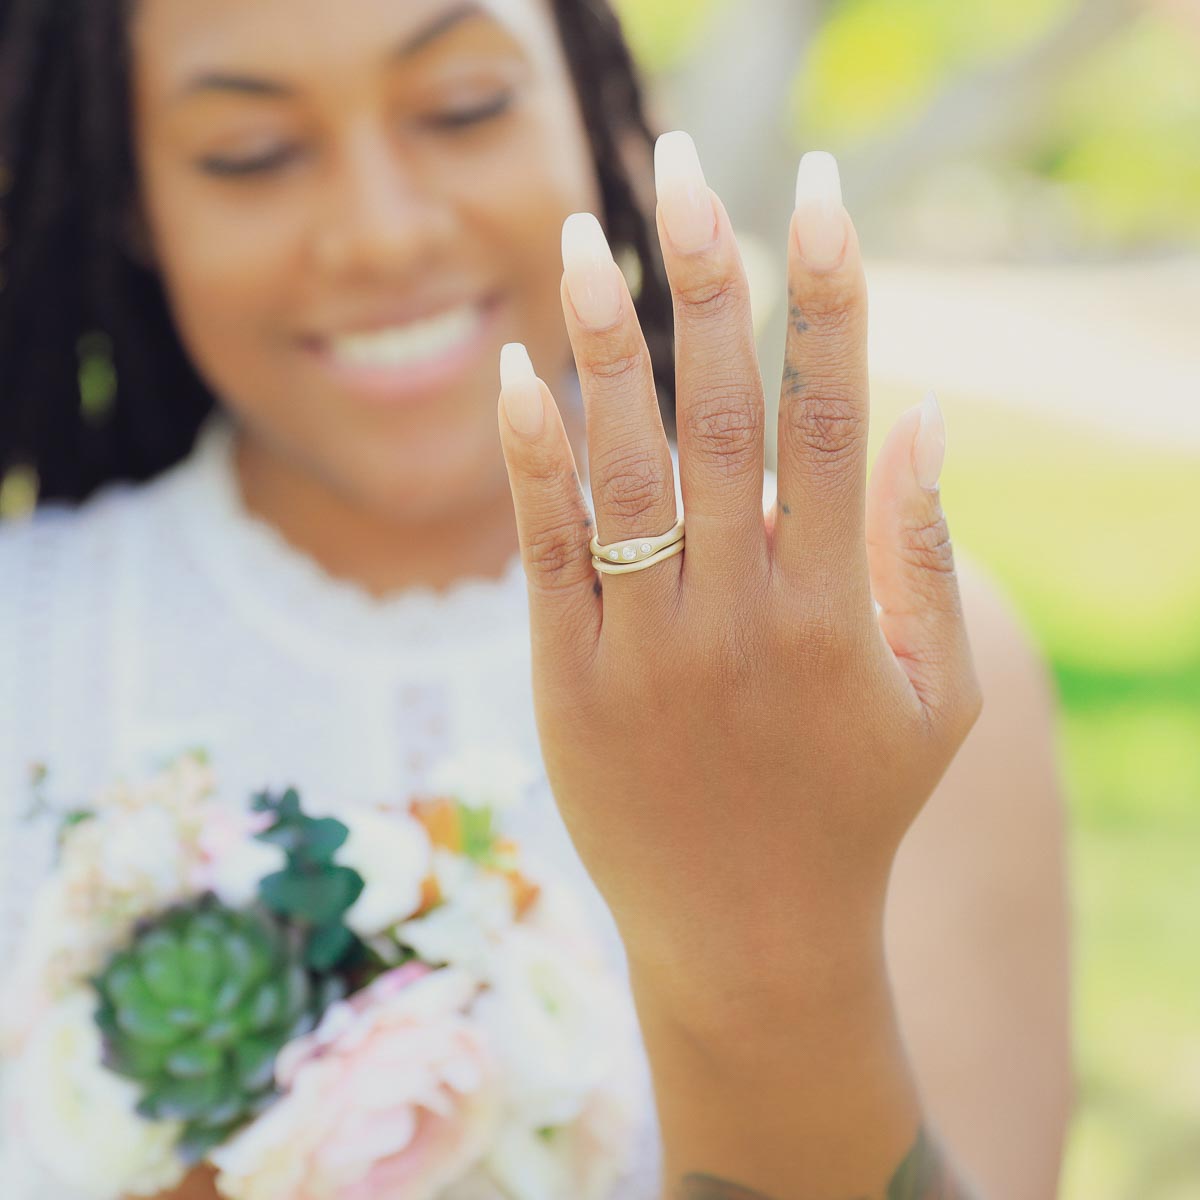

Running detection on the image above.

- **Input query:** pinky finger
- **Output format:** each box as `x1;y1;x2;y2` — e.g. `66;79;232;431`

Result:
865;391;979;726
498;343;603;671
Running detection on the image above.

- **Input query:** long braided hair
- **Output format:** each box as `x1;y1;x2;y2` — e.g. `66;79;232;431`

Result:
0;0;676;506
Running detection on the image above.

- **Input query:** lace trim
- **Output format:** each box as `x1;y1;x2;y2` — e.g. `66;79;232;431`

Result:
163;414;532;674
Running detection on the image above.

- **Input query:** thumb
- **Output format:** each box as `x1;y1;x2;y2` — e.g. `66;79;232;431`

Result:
866;391;974;717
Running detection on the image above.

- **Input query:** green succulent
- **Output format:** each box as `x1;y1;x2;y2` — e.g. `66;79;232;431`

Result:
92;896;334;1163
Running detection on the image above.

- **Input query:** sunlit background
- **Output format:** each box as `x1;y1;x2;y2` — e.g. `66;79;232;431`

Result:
615;0;1200;1195
0;1;1195;1194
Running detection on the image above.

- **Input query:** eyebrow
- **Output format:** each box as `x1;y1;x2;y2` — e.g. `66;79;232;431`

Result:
175;2;497;100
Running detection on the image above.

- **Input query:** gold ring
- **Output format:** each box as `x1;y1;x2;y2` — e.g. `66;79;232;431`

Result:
590;515;685;576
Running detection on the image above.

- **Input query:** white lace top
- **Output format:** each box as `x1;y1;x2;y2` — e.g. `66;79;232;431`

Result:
0;410;778;1198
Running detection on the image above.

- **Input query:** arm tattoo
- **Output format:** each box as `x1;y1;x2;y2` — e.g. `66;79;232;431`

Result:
676;1126;976;1200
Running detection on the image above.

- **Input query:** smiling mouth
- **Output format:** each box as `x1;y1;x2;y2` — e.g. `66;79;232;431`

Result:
314;300;494;370
301;294;505;405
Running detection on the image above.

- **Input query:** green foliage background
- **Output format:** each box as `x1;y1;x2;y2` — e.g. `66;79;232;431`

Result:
617;1;1200;1194
620;0;1200;247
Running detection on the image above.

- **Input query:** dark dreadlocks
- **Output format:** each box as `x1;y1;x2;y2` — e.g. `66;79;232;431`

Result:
0;0;676;505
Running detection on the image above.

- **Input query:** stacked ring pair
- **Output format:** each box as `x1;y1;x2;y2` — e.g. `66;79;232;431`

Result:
590;515;685;576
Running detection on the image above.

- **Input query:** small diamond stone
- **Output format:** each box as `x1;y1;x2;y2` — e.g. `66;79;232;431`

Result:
608;550;620;560
641;542;653;554
622;546;636;560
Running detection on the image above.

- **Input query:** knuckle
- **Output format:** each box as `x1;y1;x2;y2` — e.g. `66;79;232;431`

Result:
594;449;671;526
685;391;763;470
791;288;860;338
583;345;649;385
524;516;584;593
899;513;957;578
783;389;865;469
674;274;747;323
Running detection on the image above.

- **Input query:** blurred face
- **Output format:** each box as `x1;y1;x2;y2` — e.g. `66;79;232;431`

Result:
129;0;599;521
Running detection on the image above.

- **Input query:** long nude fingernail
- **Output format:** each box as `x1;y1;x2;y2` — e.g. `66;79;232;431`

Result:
562;213;623;330
500;342;545;439
654;131;718;254
794;151;848;272
914;389;946;490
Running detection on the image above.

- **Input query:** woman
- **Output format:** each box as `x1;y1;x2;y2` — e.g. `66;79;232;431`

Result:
0;0;1072;1197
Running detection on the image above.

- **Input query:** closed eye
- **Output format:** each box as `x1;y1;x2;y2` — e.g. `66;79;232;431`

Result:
198;145;303;178
421;90;515;131
197;93;514;178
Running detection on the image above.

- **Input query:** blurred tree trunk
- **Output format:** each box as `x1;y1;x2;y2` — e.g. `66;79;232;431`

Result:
837;0;1142;210
651;0;827;220
645;0;833;465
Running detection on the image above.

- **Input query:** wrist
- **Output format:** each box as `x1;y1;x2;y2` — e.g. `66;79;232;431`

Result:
627;919;922;1198
628;932;890;1056
623;887;890;1042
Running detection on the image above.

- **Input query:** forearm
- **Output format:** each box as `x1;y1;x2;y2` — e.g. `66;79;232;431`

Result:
629;926;979;1200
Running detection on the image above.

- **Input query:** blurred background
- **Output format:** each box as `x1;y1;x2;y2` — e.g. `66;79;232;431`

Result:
613;0;1200;1196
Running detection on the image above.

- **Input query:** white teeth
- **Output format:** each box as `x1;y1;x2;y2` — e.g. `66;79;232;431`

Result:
329;304;482;369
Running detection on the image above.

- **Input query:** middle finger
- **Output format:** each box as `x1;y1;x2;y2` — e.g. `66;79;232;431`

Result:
653;131;769;588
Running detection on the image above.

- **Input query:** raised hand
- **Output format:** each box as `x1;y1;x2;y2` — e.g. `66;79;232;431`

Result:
495;131;982;1198
496;131;984;1200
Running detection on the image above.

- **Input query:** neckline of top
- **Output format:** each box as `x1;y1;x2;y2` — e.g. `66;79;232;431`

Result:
164;412;539;676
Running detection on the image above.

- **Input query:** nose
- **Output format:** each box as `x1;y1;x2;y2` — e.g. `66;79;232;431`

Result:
311;123;452;279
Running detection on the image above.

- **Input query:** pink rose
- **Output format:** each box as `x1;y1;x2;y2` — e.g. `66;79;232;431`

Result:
210;964;503;1200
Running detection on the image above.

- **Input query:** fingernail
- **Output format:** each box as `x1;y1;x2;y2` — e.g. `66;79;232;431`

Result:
500;342;545;439
561;213;623;330
914;389;946;490
794;151;848;272
654;130;718;254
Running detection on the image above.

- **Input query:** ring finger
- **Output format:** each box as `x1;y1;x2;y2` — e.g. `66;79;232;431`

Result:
560;211;681;630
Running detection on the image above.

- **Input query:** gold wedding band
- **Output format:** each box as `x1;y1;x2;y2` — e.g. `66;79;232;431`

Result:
590;515;685;576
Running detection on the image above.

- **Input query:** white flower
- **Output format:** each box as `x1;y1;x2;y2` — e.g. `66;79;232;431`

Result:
396;850;516;980
94;804;193;899
204;834;287;909
3;756;227;1038
1;878;76;1051
335;807;433;937
475;926;648;1200
472;926;633;1129
192;806;286;909
4;990;186;1199
470;904;644;1200
484;1081;641;1200
93;752;217;823
427;745;540;814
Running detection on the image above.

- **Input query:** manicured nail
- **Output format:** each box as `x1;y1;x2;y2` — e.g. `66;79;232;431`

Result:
500;342;545;439
654;131;718;254
561;213;623;330
794;151;848;272
914;389;946;490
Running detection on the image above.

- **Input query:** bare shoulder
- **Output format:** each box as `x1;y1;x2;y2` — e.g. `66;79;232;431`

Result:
884;555;1075;1199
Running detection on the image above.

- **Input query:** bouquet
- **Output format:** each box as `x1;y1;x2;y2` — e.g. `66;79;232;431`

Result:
0;751;642;1200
